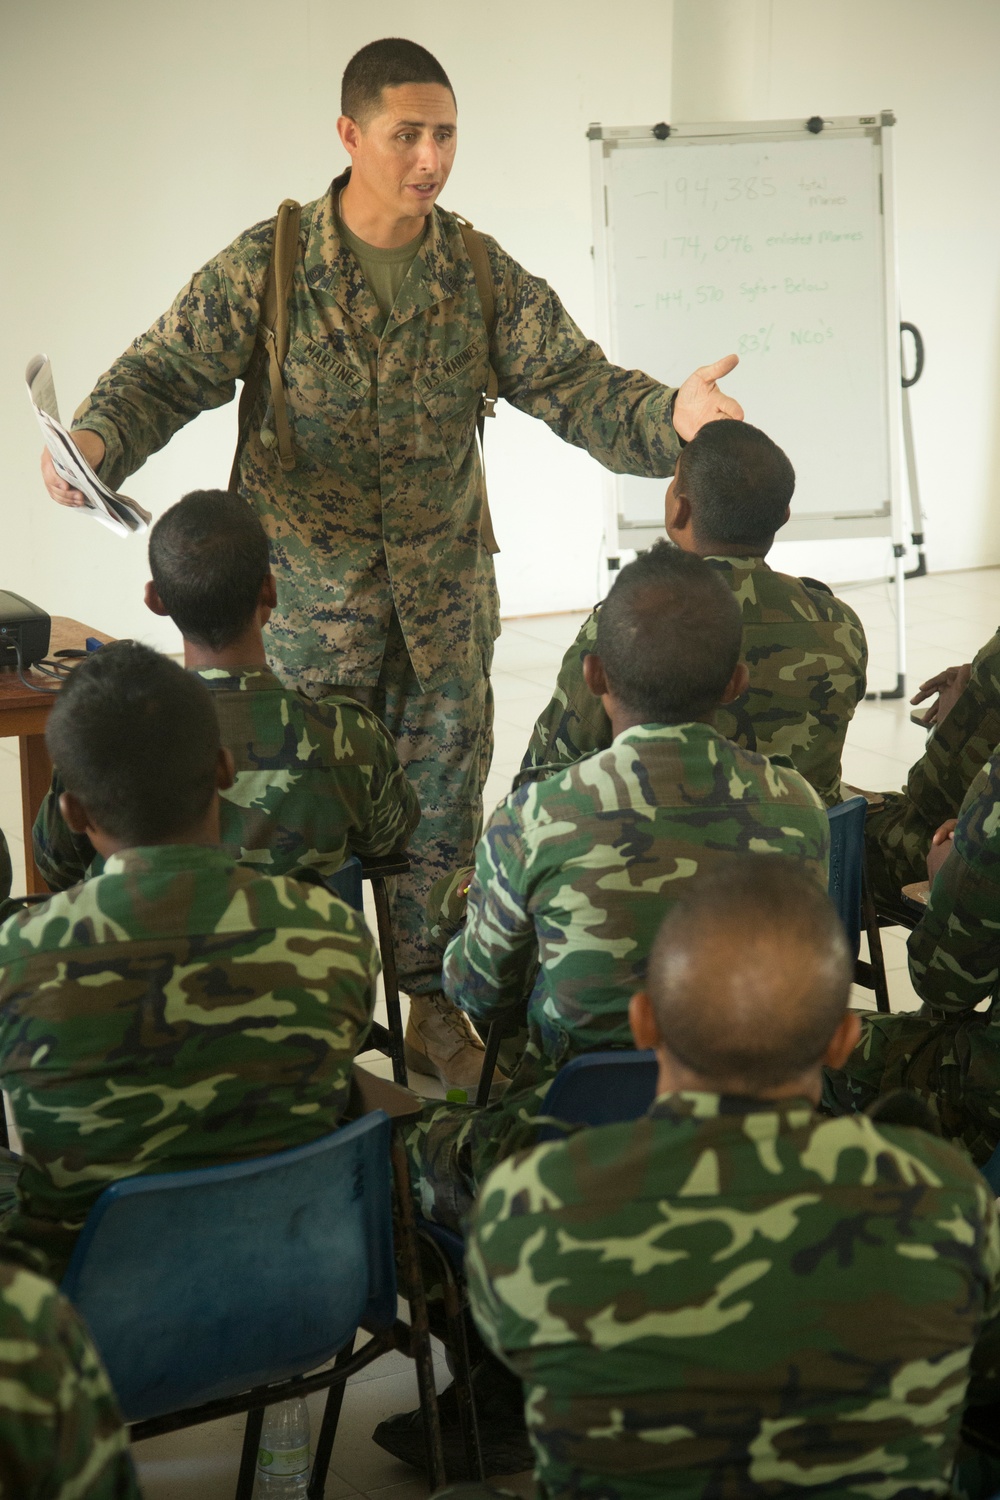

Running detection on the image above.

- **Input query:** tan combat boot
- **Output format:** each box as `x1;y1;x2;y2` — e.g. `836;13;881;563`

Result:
404;991;507;1097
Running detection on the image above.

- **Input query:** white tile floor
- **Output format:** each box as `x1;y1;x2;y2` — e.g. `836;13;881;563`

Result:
0;563;997;1496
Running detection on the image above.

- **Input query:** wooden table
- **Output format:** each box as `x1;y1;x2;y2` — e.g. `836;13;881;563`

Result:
0;617;113;893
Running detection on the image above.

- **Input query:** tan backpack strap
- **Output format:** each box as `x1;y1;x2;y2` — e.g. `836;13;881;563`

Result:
457;218;500;555
459;220;499;420
229;198;301;491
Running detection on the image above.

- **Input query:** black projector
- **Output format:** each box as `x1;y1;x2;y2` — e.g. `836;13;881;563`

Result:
0;591;51;671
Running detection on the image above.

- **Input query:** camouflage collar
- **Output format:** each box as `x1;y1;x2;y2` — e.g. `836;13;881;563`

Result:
306;172;463;335
612;721;724;749
703;554;771;573
102;844;234;878
650;1090;818;1126
191;666;286;694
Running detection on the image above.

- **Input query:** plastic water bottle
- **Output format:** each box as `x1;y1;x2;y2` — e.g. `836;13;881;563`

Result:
255;1398;310;1496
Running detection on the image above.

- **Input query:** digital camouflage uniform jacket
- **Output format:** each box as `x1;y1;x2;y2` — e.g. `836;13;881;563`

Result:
866;629;1000;912
407;724;829;1226
521;555;868;807
464;1092;1000;1500
830;748;1000;1164
73;175;682;691
32;665;420;890
0;1257;139;1499
0;844;378;1279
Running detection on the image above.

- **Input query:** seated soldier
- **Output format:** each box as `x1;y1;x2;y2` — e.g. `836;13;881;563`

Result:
441;857;1000;1500
865;630;1000;918
828;743;1000;1165
0;642;378;1280
0;1252;140;1498
406;546;829;1236
33;487;418;890
522;419;867;806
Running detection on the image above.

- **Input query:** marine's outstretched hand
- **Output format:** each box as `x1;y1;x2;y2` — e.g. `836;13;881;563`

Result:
673;353;743;442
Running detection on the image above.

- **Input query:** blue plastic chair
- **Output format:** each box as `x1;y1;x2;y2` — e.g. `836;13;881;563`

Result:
61;1112;444;1497
827;797;891;1012
536;1050;659;1142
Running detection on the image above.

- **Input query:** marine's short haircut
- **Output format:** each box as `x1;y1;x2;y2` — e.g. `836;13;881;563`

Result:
594;543;742;724
341;38;454;124
46;641;221;846
647;856;851;1091
678;420;796;551
148;489;271;651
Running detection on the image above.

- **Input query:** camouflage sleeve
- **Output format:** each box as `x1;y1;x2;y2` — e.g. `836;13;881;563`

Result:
0;831;10;903
441;798;537;1024
964;1177;1000;1405
520;609;611;774
338;704;421;861
908;755;1000;1013
485;236;681;478
72;237;264;490
0;1262;141;1499
31;771;96;893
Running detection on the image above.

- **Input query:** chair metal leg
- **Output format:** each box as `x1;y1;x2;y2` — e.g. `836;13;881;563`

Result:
391;1133;446;1489
371;877;408;1085
307;1337;357;1498
419;1231;484;1481
235;1402;264;1500
475;1021;505;1108
861;855;892;1014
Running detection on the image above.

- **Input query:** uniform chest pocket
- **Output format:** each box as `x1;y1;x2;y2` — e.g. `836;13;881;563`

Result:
415;335;489;474
279;338;371;465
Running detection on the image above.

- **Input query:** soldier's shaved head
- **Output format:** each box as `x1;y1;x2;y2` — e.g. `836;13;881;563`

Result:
641;856;852;1093
149;489;271;650
47;642;222;847
594;543;742;724
342;39;454;125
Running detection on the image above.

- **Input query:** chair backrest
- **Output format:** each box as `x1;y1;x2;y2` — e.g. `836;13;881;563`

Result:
826;796;867;961
324;853;364;911
60;1113;397;1424
536;1051;659;1142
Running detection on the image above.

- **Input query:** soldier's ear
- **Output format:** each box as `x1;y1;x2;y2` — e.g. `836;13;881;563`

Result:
719;660;750;705
258;572;278;623
629;990;660;1051
822;1011;862;1072
216;747;235;793
60;790;94;837
582;653;610;702
144;581;169;617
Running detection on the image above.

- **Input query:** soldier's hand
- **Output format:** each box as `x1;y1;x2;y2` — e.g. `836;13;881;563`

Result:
926;818;958;882
40;429;106;509
672;354;744;442
910;664;972;727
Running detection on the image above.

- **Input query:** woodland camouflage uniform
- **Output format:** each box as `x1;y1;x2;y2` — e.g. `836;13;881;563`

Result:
828;747;1000;1164
0;1257;140;1499
407;723;829;1229
865;630;1000;912
32;665;419;890
0;845;378;1280
438;1094;1000;1500
71;172;684;994
522;555;868;807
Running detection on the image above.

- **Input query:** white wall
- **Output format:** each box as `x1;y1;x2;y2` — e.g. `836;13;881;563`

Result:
3;1;998;647
0;0;674;650
672;0;1000;587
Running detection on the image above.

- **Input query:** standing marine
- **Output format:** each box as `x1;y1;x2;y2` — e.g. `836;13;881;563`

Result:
40;38;743;1093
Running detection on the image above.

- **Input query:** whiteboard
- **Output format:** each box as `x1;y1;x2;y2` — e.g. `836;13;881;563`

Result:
590;116;903;548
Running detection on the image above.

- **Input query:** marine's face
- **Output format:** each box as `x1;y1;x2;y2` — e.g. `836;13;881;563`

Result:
347;83;458;225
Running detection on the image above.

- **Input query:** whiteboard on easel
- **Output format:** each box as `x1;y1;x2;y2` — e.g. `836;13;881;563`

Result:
589;115;904;550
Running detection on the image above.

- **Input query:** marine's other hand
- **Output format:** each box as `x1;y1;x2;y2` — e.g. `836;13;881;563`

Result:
910;664;972;727
672;354;744;442
41;430;106;509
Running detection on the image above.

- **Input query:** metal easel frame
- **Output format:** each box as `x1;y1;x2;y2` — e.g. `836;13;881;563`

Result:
588;112;911;698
